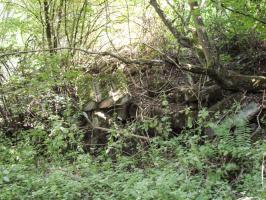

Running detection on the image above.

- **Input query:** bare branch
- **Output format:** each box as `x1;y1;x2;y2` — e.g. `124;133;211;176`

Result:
0;47;165;66
149;0;193;48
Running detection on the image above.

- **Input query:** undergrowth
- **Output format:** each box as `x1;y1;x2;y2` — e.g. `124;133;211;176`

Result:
0;110;265;200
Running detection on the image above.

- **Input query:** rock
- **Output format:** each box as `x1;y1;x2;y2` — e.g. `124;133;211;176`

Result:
235;101;260;122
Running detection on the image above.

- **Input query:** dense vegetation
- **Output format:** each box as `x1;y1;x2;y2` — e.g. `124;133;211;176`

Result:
0;0;265;199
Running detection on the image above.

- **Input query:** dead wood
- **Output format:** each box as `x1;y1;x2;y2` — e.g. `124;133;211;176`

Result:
1;46;265;91
208;93;242;113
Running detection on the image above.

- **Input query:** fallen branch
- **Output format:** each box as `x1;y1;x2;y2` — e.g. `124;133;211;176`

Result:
82;112;149;140
1;47;266;91
0;47;165;66
0;47;266;91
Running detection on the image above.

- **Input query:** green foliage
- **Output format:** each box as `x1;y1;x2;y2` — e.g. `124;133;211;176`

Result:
202;0;266;57
2;64;264;199
0;0;266;199
1;109;265;199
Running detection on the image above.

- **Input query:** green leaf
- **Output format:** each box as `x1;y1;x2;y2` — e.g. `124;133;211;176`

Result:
3;176;10;183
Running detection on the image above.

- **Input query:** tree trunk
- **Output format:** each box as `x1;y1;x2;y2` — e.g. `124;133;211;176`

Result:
150;0;266;92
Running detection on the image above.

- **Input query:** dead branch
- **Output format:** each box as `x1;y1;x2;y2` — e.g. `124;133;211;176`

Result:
1;47;266;91
0;47;164;66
